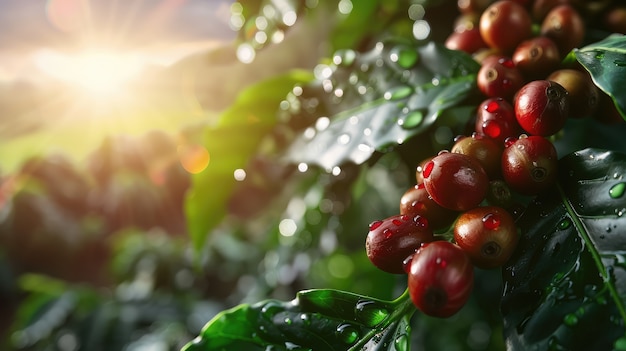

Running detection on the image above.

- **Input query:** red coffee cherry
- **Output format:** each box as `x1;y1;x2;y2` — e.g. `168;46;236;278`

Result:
512;36;561;80
477;56;525;100
479;0;533;53
400;183;459;231
408;241;474;318
547;69;600;119
541;5;585;56
475;97;523;144
451;134;503;179
366;214;435;274
445;28;489;54
514;80;570;136
423;152;489;211
453;206;519;269
501;135;558;195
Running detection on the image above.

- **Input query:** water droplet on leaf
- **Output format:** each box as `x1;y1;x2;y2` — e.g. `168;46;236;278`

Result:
558;219;571;230
354;300;389;327
335;323;359;345
610;183;626;198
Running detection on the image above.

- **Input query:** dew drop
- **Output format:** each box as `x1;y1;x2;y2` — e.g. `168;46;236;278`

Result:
261;301;283;320
610;182;626;199
284;317;292;325
354;300;389;327
558;219;571;230
413;215;429;229
392;218;403;226
482;120;502;139
389;46;419;69
383;85;413;101
335;323;359;345
394;334;409;351
383;228;393;238
300;313;311;326
369;220;383;230
482;213;500;230
399;110;424;129
422;161;434;178
563;313;578;327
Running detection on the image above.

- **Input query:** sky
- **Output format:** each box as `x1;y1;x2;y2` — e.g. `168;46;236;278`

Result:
0;0;235;84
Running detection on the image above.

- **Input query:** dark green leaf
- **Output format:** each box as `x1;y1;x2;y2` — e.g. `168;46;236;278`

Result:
574;34;626;120
181;289;415;351
284;39;479;170
185;71;313;251
502;148;626;351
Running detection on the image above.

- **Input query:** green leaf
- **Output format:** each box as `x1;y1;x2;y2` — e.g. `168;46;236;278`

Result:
284;39;479;170
181;289;415;351
185;70;313;251
574;34;626;120
502;148;626;351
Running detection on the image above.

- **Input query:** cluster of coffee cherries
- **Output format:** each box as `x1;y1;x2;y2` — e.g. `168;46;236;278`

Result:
366;0;625;318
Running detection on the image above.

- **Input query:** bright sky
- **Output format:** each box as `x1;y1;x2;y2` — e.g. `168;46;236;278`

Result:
0;0;235;86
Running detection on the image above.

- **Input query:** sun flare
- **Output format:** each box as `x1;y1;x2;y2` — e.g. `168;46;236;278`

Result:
34;48;144;99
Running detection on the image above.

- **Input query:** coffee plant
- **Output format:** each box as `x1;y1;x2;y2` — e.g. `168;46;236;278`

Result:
2;0;626;350
181;1;626;350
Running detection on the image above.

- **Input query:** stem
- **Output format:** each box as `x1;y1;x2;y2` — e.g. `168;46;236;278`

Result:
558;184;626;330
348;288;416;351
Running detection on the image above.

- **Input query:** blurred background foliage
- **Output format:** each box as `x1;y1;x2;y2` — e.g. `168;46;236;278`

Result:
1;0;625;350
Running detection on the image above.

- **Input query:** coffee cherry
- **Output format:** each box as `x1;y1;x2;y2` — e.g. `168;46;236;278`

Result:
408;241;474;318
451;134;503;179
547;69;599;119
423;152;489;211
477;56;525;99
501;135;558;195
514;80;570;136
445;28;489;54
479;0;532;53
453;206;519;269
458;0;493;14
541;5;585;56
603;5;626;34
400;183;459;231
366;214;435;274
475;97;523;144
512;36;561;80
415;156;435;184
531;0;568;21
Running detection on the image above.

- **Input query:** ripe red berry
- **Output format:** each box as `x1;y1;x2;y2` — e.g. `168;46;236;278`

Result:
423;152;489;211
445;27;488;54
547;69;600;119
514;80;570;136
451;134;503;179
475;97;523;144
408;241;474;318
501;135;558;195
541;5;585;57
512;36;561;80
453;206;519;269
400;183;459;231
479;0;533;53
366;214;435;274
477;56;525;100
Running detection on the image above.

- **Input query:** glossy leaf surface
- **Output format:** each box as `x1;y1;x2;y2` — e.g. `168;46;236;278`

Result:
502;148;626;350
182;289;414;351
185;71;313;250
575;34;626;120
284;40;479;170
